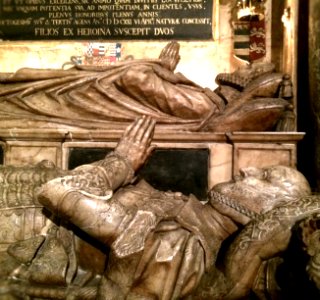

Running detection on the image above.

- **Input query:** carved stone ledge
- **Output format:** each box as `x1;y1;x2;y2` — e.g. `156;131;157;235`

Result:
226;131;305;143
0;129;305;190
0;128;305;143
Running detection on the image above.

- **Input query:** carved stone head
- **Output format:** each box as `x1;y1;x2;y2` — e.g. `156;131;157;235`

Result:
212;165;312;214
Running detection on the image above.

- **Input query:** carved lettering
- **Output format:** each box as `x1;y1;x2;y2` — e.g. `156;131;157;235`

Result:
0;18;32;25
187;3;202;9
63;27;74;35
137;11;159;17
52;19;72;25
154;27;174;35
74;4;84;9
182;18;211;25
49;0;80;3
113;18;132;25
34;27;60;36
134;18;154;25
48;12;72;18
76;27;112;36
18;0;46;4
134;0;157;3
112;11;134;18
39;5;72;11
114;0;130;3
16;5;38;13
73;19;91;25
0;0;213;40
74;12;108;18
152;3;183;9
155;18;180;25
92;0;112;3
114;27;152;36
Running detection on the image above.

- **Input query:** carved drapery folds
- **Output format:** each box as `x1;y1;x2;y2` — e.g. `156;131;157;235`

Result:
0;42;294;133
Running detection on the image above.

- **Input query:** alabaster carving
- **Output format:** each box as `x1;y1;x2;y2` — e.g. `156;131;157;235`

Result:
0;117;319;299
0;42;294;133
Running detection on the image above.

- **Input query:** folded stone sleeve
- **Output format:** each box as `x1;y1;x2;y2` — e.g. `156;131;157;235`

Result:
36;152;135;245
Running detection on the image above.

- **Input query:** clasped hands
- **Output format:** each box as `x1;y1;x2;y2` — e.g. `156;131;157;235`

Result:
115;116;156;172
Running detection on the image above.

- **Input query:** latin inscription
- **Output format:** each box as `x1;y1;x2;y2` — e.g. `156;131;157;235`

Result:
0;0;213;40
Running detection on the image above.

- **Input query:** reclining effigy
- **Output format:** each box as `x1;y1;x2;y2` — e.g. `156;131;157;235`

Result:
0;117;319;299
0;42;294;133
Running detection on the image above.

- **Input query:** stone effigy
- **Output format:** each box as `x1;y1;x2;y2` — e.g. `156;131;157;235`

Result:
0;42;293;132
0;117;320;299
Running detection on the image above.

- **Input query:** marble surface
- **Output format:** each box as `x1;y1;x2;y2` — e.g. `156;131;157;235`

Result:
0;128;304;191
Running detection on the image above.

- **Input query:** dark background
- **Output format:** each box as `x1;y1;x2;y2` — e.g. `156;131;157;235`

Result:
68;147;209;200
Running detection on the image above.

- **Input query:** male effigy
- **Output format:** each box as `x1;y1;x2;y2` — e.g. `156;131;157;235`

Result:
0;117;320;299
0;42;293;132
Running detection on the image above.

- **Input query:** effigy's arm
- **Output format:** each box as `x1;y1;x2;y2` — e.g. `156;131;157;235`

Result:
0;68;85;82
37;116;156;246
222;195;320;299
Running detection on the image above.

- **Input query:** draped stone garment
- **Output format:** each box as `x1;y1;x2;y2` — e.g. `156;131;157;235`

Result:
0;61;220;131
0;60;289;132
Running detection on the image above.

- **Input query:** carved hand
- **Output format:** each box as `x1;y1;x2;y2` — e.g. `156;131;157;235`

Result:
158;41;181;71
115;116;156;171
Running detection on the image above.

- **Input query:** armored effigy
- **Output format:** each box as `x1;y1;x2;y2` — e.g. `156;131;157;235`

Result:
0;117;320;299
0;42;293;132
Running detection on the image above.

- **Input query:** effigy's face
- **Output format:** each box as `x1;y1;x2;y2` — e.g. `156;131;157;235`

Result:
213;166;310;214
